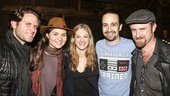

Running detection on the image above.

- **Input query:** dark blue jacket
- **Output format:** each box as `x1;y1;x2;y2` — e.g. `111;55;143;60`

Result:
62;51;99;96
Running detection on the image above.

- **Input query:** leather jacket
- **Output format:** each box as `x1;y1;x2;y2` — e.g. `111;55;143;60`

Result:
130;38;170;96
0;30;35;96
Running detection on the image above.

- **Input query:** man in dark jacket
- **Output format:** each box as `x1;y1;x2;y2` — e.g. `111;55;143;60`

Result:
125;9;170;96
0;6;40;96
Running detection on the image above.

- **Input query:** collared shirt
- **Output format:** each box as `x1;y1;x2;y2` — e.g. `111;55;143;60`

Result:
135;41;163;96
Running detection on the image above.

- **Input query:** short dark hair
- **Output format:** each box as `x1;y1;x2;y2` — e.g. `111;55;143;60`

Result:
102;9;123;24
8;6;40;30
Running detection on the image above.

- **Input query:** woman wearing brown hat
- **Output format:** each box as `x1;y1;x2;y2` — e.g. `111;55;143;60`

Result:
30;17;72;96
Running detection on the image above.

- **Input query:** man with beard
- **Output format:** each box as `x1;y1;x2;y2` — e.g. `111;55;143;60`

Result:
125;9;170;96
95;9;135;96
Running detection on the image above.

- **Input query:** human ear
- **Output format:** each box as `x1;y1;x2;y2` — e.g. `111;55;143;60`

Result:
119;24;123;31
152;23;157;33
10;21;17;29
46;33;49;38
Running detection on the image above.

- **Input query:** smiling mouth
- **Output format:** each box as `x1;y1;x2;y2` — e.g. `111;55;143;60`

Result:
105;31;115;34
79;42;86;46
56;42;63;45
135;37;144;41
105;31;111;34
27;33;34;37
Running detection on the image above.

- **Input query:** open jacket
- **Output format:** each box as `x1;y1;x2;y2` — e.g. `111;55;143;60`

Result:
0;30;35;96
62;51;99;96
130;38;170;96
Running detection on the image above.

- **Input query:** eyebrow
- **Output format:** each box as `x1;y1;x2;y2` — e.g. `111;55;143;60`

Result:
103;22;118;25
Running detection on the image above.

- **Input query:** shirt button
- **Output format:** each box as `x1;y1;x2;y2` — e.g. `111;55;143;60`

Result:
141;90;144;92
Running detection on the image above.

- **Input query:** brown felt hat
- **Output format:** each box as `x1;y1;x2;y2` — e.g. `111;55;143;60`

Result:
40;17;72;34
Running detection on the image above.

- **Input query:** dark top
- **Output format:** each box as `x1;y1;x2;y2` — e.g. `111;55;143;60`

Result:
0;30;35;96
63;51;99;96
130;37;170;96
73;70;94;96
135;40;163;96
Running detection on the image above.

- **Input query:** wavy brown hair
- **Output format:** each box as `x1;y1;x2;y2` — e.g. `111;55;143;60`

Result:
30;28;52;71
69;23;97;72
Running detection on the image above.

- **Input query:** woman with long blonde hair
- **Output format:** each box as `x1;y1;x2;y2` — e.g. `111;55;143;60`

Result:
63;23;99;96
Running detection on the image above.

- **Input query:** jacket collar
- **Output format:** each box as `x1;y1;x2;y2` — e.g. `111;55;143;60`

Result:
157;38;170;64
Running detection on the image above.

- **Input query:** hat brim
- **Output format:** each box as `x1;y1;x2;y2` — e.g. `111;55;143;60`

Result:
40;25;73;35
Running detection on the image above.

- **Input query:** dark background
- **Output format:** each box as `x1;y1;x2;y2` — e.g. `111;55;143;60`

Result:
0;0;170;47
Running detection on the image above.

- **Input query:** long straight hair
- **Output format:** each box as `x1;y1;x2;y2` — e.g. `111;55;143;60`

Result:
69;23;97;72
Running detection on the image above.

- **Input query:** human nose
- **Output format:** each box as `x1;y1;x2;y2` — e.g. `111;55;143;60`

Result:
136;30;142;38
57;35;62;41
80;37;84;42
107;25;112;31
30;26;37;33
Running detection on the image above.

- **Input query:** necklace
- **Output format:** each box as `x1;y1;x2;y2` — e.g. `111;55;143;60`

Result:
45;46;59;55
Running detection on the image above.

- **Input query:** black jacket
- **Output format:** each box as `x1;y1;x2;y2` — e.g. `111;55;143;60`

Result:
130;38;170;96
62;51;99;96
0;30;35;96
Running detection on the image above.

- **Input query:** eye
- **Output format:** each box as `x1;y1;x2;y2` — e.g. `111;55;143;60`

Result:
131;29;136;33
84;35;89;38
53;33;58;35
34;25;38;29
102;24;107;27
26;23;31;26
140;28;145;31
111;23;117;26
75;34;80;39
62;33;67;37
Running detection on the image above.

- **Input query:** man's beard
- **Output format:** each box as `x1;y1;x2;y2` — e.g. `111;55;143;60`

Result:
135;37;146;48
104;31;117;41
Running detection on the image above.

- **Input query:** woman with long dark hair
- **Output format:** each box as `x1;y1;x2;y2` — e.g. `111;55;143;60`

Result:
31;17;72;96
